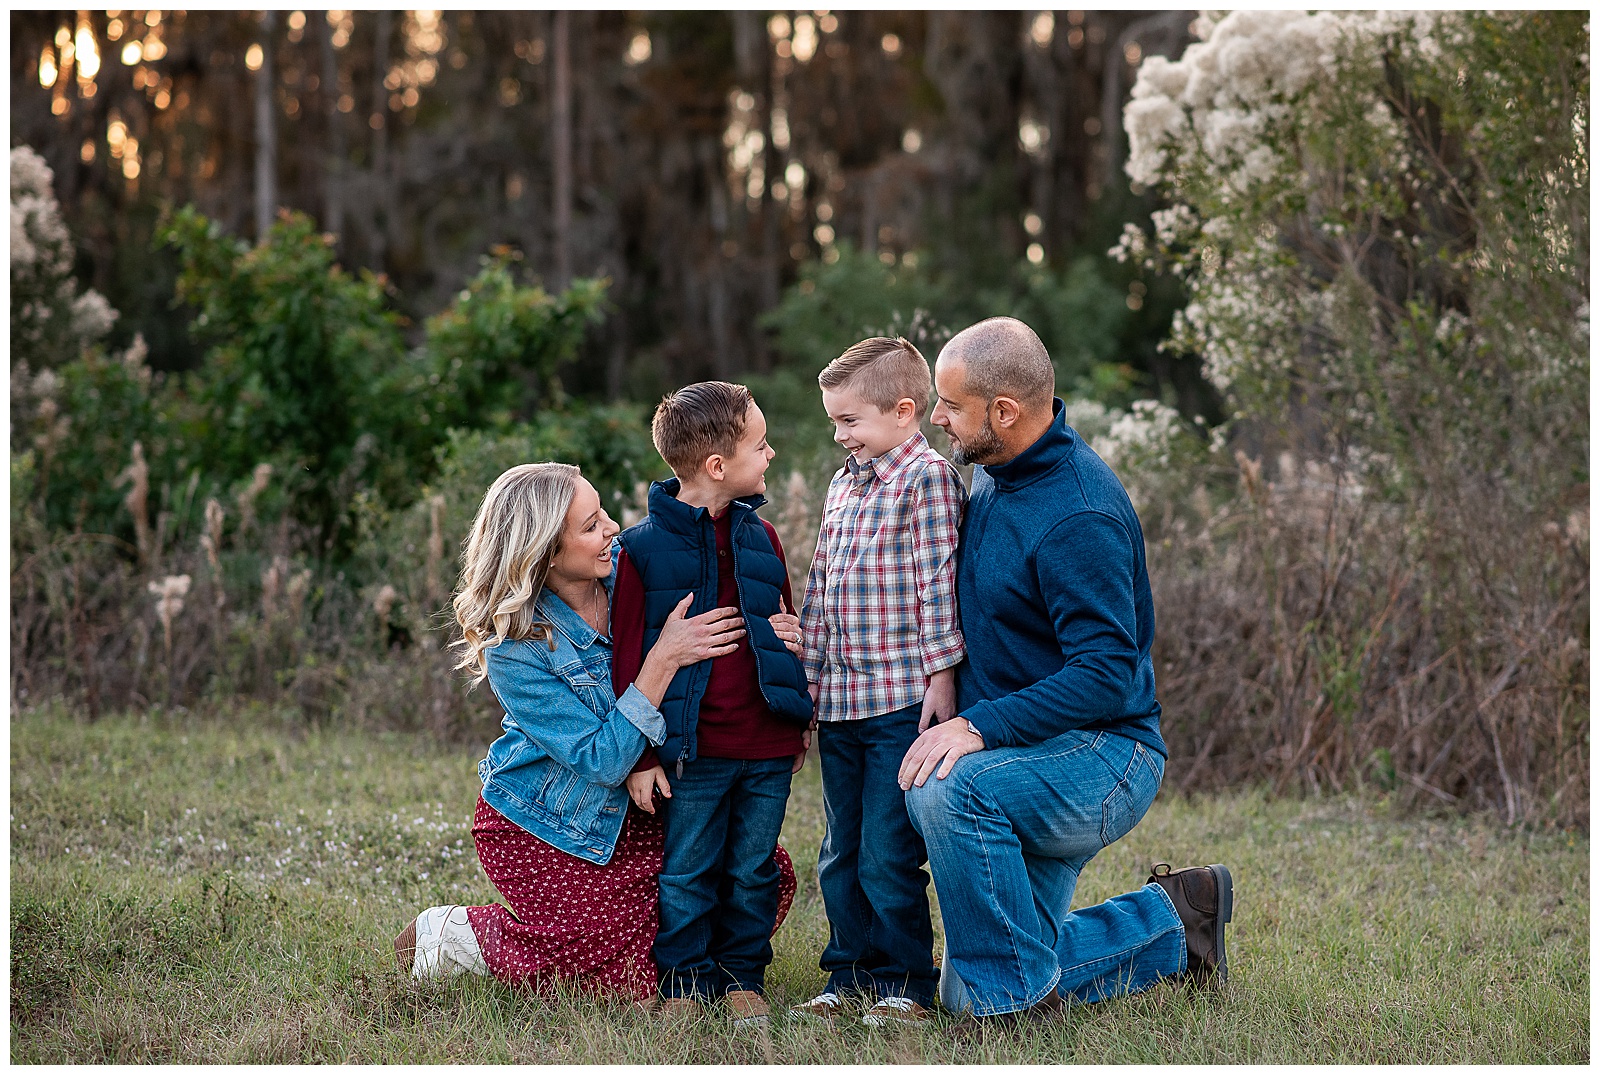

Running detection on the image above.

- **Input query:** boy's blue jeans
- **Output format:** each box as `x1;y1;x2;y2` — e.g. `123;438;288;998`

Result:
906;728;1184;1016
654;755;793;999
817;704;938;1006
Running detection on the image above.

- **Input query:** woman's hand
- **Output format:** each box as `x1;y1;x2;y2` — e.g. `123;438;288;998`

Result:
626;765;672;813
771;595;803;657
633;593;745;708
654;593;745;669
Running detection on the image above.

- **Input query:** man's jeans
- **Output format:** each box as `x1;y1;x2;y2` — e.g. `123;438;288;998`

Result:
817;704;938;1006
655;755;793;999
906;729;1183;1016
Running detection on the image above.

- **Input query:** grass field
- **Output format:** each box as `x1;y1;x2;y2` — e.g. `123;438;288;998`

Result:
9;702;1589;1063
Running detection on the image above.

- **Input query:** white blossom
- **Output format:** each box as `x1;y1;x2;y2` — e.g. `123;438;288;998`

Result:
70;289;118;343
11;144;121;364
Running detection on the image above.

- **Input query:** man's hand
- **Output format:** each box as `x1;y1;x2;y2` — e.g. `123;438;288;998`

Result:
792;724;812;775
898;718;984;790
919;668;958;732
626;765;672;813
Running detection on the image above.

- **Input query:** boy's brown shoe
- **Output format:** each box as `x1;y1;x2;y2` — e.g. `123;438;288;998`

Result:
658;995;706;1021
862;996;933;1027
1147;862;1233;986
790;991;846;1024
723;989;771;1027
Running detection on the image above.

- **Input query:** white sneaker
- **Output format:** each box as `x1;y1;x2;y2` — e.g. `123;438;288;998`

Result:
407;905;489;980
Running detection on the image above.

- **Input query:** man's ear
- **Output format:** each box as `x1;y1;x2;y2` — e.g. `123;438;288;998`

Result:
991;395;1023;430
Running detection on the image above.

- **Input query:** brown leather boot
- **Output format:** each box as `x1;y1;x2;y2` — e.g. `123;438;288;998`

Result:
1023;988;1068;1024
1147;862;1233;987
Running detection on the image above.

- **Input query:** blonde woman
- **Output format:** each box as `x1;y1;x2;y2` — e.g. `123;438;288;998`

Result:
393;463;798;1003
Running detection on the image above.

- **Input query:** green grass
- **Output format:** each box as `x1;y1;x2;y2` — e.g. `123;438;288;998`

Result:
10;702;1589;1063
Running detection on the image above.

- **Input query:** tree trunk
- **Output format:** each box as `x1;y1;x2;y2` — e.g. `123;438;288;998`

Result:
319;10;344;239
369;9;391;269
254;11;277;240
551;10;573;290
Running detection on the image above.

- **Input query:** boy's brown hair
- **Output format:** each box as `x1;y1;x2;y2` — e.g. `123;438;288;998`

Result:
651;380;755;476
817;336;933;418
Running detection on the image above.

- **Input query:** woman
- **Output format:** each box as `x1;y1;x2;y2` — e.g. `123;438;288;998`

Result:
393;462;798;1003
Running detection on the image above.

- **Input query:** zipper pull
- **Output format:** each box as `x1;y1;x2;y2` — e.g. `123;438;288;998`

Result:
675;758;684;778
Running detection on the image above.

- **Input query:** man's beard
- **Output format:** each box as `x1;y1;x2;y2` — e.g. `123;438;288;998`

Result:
948;417;1004;466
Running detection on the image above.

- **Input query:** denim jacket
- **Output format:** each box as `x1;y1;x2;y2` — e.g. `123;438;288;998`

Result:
478;580;667;866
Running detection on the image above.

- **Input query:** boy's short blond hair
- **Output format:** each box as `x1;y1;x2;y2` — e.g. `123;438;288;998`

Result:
651;380;754;476
817;337;933;418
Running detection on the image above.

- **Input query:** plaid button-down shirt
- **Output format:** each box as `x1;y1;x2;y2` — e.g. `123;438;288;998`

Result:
801;431;967;722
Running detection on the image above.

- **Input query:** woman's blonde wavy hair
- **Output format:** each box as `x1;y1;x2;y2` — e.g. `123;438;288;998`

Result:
452;462;581;684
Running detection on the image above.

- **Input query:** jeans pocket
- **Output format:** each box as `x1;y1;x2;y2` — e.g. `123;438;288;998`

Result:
1099;777;1136;848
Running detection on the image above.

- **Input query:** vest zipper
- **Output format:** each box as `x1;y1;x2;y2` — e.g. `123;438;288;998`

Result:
677;513;714;779
728;516;781;715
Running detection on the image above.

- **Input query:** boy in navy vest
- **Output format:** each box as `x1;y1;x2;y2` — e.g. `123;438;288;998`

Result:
609;381;813;1025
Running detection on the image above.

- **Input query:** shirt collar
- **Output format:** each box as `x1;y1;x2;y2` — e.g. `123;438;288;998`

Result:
535;565;616;649
845;430;930;483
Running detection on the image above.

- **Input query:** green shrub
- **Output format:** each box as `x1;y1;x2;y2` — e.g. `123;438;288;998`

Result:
161;207;420;553
760;242;1135;406
422;252;607;432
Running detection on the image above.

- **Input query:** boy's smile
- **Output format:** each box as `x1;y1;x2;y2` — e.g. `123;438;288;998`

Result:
822;385;919;462
718;402;775;497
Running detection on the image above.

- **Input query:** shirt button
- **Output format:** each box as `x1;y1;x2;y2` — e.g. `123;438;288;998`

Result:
719;550;726;557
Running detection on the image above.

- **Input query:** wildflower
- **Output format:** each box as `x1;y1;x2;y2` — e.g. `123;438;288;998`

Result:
261;555;288;619
148;574;192;654
117;442;154;569
237;463;273;533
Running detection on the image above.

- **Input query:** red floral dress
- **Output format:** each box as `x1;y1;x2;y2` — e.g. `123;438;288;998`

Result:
463;795;796;1001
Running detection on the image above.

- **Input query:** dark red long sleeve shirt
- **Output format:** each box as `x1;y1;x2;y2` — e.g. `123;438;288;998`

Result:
612;510;805;769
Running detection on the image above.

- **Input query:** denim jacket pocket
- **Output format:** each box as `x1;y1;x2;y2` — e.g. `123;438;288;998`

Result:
564;671;610;717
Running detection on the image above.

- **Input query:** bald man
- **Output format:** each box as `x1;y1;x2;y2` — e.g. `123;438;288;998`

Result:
896;317;1232;1023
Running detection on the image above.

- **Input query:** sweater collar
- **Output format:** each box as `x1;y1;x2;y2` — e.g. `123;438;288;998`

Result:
647;477;766;532
845;429;930;484
978;397;1074;492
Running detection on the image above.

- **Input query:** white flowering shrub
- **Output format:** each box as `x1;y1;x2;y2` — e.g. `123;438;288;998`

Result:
1115;12;1588;823
1122;11;1587;487
11;146;118;368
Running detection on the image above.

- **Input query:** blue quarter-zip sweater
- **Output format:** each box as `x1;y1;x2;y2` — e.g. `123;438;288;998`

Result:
956;398;1166;759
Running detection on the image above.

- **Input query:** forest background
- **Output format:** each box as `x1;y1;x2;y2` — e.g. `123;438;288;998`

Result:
9;10;1589;828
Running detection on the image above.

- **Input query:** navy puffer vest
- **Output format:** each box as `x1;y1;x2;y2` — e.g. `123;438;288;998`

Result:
618;479;813;772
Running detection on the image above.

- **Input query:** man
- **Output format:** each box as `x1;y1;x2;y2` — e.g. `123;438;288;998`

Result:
898;316;1232;1022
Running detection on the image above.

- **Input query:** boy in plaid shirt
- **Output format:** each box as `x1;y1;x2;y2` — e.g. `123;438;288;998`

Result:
792;337;966;1026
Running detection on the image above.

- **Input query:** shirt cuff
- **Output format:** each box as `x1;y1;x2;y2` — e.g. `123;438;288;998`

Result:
615;683;667;746
920;634;966;677
802;639;825;682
